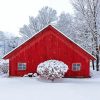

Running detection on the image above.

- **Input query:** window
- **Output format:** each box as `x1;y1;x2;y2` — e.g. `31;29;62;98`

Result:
72;63;81;71
18;63;26;70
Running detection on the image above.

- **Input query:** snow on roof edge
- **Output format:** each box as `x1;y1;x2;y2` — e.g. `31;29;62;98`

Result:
2;24;96;60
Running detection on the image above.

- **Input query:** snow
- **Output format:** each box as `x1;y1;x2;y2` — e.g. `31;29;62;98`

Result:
0;70;100;100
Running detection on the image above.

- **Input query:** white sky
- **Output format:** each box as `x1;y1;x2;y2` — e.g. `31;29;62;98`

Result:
0;0;74;36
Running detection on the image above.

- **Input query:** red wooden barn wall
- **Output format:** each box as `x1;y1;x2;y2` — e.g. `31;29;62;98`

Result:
4;26;95;77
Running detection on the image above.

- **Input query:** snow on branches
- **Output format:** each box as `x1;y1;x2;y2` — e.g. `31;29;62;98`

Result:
0;59;9;74
37;60;68;81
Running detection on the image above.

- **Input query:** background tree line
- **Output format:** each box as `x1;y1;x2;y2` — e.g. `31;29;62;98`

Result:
0;0;100;70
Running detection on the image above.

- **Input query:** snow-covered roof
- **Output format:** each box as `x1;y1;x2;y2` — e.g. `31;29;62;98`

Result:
2;24;96;59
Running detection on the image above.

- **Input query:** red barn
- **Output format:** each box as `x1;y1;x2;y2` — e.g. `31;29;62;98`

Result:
3;25;95;77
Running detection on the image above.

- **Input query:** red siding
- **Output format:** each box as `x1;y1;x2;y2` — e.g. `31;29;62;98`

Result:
4;25;95;77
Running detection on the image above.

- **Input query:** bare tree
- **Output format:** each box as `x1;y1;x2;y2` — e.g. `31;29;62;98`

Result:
20;6;57;39
56;13;74;39
37;6;57;28
73;13;93;53
0;31;6;57
3;37;19;54
72;0;100;71
20;25;33;38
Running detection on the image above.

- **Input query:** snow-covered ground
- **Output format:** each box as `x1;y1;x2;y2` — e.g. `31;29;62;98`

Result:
0;70;100;100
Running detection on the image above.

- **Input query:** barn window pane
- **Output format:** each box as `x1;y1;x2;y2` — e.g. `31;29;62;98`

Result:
18;63;26;70
72;63;81;71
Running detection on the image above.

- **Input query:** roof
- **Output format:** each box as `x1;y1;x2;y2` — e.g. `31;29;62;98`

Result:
3;25;96;60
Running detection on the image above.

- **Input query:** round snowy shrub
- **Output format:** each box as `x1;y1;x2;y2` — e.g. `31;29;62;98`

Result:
37;60;68;81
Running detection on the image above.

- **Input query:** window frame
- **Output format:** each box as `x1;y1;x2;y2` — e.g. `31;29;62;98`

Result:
72;63;81;71
18;63;27;70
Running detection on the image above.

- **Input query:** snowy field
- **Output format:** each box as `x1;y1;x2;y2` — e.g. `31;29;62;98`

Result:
0;70;100;100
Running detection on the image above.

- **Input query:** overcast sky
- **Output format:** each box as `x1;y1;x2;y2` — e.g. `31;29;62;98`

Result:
0;0;73;36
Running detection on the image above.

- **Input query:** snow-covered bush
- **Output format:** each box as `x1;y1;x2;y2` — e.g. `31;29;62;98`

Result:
0;59;9;74
37;60;68;81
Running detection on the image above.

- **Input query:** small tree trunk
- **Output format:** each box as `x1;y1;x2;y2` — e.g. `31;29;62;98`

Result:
92;51;95;70
92;60;95;70
51;79;54;82
96;49;99;71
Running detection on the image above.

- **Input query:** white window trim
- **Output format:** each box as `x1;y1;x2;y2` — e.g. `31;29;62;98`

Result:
72;63;81;71
18;63;26;70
